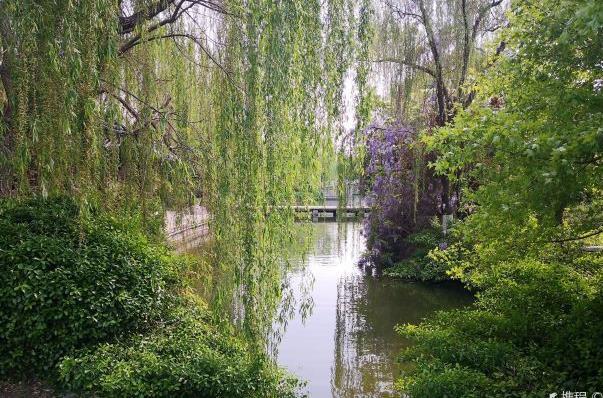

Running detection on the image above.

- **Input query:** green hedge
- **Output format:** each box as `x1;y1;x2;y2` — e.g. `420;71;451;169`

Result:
59;306;300;398
397;259;603;396
0;197;180;376
0;197;301;397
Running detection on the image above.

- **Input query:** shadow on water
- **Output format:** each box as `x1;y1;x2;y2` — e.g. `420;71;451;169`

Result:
273;222;473;398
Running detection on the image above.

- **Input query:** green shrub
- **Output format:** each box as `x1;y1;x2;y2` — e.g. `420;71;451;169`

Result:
397;259;603;396
384;228;452;282
0;197;302;397
58;306;302;398
0;197;181;376
385;254;450;282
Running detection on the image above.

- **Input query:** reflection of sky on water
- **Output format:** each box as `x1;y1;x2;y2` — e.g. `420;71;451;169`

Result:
273;223;473;397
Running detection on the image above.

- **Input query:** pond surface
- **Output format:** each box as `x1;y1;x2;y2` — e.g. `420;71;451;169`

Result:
273;222;473;398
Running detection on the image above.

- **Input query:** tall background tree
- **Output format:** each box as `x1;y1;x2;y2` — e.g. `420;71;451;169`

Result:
396;0;603;394
359;0;506;261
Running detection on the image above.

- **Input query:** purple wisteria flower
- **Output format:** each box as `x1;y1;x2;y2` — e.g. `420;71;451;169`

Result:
361;122;443;263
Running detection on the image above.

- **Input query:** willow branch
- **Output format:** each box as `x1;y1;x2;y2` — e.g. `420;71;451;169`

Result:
170;33;243;92
0;64;12;123
0;15;15;125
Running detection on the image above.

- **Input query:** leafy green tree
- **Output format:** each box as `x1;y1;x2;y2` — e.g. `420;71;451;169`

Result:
425;0;603;256
397;0;603;395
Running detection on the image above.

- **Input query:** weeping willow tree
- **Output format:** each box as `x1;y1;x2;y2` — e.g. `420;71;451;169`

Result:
208;0;364;344
336;0;375;210
0;0;359;346
375;0;506;127
0;0;219;218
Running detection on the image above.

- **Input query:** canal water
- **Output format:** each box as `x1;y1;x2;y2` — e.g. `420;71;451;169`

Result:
273;222;473;397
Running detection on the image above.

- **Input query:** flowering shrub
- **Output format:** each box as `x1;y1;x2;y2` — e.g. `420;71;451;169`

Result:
362;123;442;263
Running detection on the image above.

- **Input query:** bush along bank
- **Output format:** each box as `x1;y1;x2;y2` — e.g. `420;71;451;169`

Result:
382;224;462;283
0;197;300;397
392;0;603;395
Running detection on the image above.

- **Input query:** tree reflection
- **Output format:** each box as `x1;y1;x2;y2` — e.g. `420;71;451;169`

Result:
272;222;472;397
331;255;473;397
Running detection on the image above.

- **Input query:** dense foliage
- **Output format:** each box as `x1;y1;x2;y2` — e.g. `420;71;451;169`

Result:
384;227;452;281
359;0;506;262
59;307;300;398
0;197;299;396
394;0;603;395
398;256;603;396
0;197;180;376
0;0;366;353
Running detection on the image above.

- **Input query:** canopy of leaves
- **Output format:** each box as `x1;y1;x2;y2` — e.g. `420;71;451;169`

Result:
0;0;366;346
424;0;603;254
397;0;603;394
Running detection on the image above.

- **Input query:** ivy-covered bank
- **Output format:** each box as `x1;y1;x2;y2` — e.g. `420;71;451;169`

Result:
0;197;299;397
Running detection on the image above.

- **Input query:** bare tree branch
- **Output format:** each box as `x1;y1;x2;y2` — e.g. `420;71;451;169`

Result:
383;0;424;22
458;0;471;96
373;57;436;77
119;0;194;54
119;0;232;36
119;0;177;34
546;227;603;244
472;0;504;43
416;0;447;126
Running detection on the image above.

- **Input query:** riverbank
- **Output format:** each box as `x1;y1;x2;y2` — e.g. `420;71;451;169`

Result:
0;380;56;398
0;197;301;397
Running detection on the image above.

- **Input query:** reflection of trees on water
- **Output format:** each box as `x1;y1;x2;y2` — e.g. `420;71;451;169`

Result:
269;264;315;357
271;222;473;396
269;222;334;357
331;261;473;397
332;274;401;398
271;222;363;357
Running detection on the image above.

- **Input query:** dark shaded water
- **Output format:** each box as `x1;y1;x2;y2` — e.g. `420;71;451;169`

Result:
273;223;473;397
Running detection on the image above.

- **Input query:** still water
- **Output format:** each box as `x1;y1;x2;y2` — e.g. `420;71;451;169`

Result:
273;222;473;398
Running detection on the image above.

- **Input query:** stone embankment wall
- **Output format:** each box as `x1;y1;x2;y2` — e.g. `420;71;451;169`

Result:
165;205;210;252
